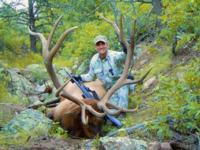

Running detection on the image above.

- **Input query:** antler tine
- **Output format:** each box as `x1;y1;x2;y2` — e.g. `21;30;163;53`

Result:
47;15;63;49
81;105;88;125
99;15;120;35
101;104;121;115
60;93;83;106
85;104;106;117
98;68;151;113
49;26;78;62
124;68;152;85
101;67;152;94
55;79;71;97
61;93;106;118
100;14;129;51
119;15;129;50
130;20;136;52
100;102;138;116
28;28;48;58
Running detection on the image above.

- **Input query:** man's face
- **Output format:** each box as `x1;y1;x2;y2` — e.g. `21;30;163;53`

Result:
95;41;108;55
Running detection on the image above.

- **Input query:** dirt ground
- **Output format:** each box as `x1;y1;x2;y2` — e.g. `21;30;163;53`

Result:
5;137;92;150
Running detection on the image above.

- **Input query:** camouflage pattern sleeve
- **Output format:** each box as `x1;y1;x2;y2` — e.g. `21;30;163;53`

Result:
80;56;96;82
113;51;126;62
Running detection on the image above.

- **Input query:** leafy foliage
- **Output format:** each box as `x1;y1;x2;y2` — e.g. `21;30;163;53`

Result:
49;122;68;139
146;59;200;140
158;0;200;48
0;21;29;53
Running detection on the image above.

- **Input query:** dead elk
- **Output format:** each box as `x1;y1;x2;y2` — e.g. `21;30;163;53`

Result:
29;15;151;138
52;80;106;138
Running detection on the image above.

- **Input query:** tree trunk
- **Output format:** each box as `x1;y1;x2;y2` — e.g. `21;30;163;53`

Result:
28;0;37;52
152;0;162;15
152;0;162;27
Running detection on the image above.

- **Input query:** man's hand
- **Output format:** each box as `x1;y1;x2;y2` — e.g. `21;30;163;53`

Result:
120;41;127;54
71;75;82;83
127;74;134;80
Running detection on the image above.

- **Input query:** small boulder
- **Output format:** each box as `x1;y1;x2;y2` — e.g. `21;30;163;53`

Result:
148;141;173;150
99;137;147;150
160;142;173;150
24;64;48;84
7;69;36;101
148;141;161;150
2;109;52;136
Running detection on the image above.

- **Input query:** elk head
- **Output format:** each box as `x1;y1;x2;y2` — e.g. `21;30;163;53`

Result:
29;15;151;138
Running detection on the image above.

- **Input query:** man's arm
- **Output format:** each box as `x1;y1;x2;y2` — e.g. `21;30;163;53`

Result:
80;60;95;82
113;50;126;62
120;41;127;54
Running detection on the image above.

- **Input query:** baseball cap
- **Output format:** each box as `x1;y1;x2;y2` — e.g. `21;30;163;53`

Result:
94;35;108;45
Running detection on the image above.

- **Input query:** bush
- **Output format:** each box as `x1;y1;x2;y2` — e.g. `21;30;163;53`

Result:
147;59;200;139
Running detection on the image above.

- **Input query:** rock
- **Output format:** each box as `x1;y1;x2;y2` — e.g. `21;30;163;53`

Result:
35;84;47;93
99;137;147;150
170;132;199;150
148;141;172;150
24;64;48;84
7;68;56;105
0;103;24;126
2;109;52;136
160;142;173;150
28;95;41;104
7;69;36;102
142;76;157;91
148;141;161;150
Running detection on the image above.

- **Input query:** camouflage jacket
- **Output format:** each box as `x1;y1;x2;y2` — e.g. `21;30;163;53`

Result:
81;50;126;89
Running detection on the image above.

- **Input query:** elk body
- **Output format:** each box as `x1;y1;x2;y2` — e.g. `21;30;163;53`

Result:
52;80;106;137
29;15;150;138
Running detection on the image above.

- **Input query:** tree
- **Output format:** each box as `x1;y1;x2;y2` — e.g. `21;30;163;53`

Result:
0;0;63;52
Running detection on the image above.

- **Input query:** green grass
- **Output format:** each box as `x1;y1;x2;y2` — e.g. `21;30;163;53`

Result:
0;51;42;69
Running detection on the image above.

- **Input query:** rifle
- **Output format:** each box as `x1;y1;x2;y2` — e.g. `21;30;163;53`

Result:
65;71;122;127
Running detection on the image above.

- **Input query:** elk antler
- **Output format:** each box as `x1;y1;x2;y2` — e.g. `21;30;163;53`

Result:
29;15;151;125
97;15;151;114
29;16;107;124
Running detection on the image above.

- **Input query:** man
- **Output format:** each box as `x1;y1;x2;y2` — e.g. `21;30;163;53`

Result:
74;35;134;109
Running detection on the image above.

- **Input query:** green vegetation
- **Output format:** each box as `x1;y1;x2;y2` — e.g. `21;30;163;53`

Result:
0;52;42;69
122;50;200;140
49;122;69;139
